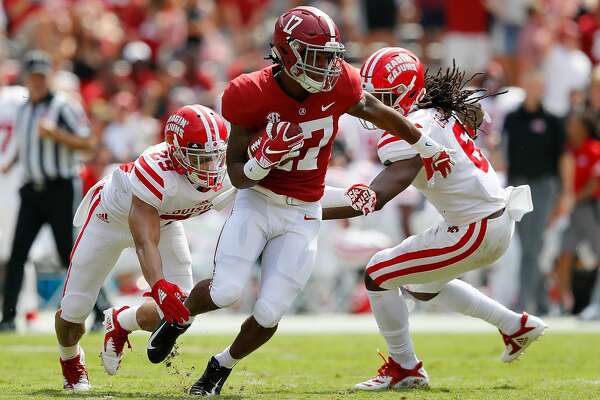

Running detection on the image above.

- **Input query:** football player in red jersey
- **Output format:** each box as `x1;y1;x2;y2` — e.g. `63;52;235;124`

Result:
323;48;546;390
146;7;455;396
55;105;235;391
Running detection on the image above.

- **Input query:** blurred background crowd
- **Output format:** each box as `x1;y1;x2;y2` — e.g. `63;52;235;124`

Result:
0;0;599;331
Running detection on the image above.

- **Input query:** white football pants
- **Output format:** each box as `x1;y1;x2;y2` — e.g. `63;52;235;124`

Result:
209;187;321;328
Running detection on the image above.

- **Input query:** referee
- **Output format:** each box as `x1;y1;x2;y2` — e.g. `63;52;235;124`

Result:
0;50;101;331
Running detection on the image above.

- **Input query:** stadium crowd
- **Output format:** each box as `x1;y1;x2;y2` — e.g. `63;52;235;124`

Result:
0;0;599;329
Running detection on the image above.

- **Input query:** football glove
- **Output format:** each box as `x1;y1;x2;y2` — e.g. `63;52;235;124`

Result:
253;121;304;169
345;184;377;216
422;148;456;184
144;279;189;325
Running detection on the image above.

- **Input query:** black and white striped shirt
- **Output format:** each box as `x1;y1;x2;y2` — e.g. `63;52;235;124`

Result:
14;92;90;184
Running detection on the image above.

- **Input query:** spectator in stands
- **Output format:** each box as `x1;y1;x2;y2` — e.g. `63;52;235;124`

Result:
578;1;600;65
503;69;566;314
542;20;592;118
585;65;600;139
554;111;600;314
517;3;552;77
443;0;490;74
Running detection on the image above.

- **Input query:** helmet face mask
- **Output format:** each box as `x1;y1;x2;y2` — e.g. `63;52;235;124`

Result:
165;104;229;189
287;39;345;93
172;140;227;188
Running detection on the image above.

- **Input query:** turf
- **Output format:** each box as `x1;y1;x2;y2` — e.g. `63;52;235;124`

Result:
0;331;598;399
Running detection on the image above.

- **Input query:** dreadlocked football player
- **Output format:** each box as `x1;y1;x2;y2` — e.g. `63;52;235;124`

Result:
146;7;456;397
322;47;547;390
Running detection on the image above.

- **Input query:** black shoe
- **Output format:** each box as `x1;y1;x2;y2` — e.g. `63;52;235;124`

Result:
189;357;232;396
147;319;189;364
0;320;16;332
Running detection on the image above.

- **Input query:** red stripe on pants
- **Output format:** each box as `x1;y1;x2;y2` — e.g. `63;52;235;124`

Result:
62;190;102;296
373;219;487;286
367;223;477;275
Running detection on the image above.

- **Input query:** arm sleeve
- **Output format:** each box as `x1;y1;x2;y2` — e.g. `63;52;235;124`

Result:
221;77;261;128
343;62;365;110
129;155;166;210
57;99;91;138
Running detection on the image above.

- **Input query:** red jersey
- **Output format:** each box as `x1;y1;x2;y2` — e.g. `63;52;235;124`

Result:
221;61;363;202
572;138;600;198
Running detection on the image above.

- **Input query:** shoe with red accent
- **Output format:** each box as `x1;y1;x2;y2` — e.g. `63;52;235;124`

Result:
100;306;132;375
354;353;429;391
500;312;547;363
60;348;91;391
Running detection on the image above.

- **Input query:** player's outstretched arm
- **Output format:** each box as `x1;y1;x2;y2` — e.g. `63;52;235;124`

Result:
347;93;453;179
129;195;189;324
322;156;422;220
129;195;164;285
227;124;261;189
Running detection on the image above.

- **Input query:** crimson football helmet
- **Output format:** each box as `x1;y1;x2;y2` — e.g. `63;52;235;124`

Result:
271;6;345;93
165;104;228;189
359;47;425;128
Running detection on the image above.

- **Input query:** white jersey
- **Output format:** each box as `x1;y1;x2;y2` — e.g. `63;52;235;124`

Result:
98;142;235;226
0;85;27;163
377;108;506;226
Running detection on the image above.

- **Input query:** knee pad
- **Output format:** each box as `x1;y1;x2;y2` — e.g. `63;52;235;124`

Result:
60;292;95;324
253;298;285;328
209;281;245;308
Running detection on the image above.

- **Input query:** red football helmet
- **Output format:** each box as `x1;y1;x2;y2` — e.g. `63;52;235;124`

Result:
165;104;228;189
359;47;425;128
271;6;345;93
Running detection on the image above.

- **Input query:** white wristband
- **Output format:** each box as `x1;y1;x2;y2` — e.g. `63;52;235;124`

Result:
412;135;440;158
321;186;351;208
243;157;270;181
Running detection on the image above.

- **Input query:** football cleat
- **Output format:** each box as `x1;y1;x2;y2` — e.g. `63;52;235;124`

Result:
500;312;547;363
60;348;91;391
354;352;429;391
579;303;600;321
189;356;232;397
100;306;132;375
147;319;190;364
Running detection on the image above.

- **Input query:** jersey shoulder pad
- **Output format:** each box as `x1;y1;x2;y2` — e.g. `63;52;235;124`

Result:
336;61;364;110
221;70;264;127
129;146;176;209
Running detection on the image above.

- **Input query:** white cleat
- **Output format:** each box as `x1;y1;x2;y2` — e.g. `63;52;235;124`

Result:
579;303;600;321
60;348;91;391
354;353;429;391
100;306;132;375
500;312;547;363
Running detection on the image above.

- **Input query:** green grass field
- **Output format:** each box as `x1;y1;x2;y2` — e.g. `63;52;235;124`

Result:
0;332;598;399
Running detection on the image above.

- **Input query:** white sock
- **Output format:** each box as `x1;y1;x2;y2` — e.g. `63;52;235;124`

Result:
215;347;238;369
367;289;419;369
427;279;521;334
59;343;80;360
117;306;141;331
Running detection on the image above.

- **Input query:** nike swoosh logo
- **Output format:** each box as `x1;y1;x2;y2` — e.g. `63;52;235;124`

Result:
321;102;335;112
304;215;318;220
265;147;290;155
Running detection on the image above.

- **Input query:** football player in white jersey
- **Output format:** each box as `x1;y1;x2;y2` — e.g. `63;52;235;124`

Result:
0;83;28;258
54;104;236;391
323;48;547;390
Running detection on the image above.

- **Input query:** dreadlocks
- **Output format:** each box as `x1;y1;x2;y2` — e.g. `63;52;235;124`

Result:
418;62;505;135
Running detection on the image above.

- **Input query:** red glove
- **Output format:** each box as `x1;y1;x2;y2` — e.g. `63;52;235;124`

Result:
345;184;377;216
253;121;304;169
422;148;455;183
144;279;189;325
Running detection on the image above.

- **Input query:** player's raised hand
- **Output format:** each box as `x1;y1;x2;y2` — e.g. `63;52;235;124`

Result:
144;279;189;325
254;121;304;169
345;183;377;216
